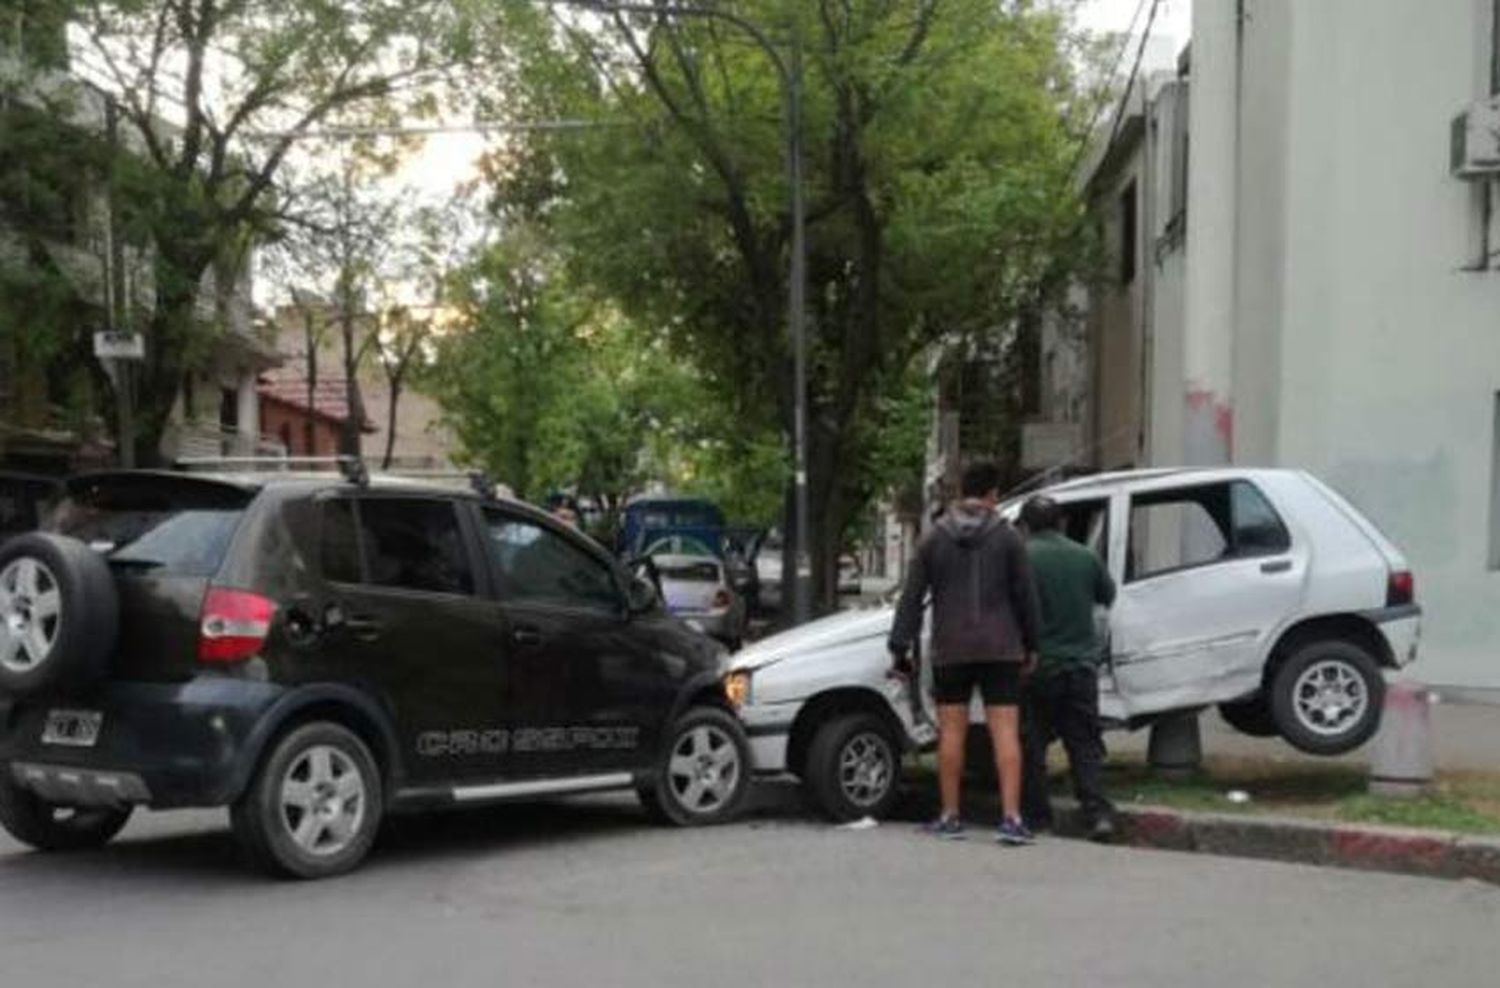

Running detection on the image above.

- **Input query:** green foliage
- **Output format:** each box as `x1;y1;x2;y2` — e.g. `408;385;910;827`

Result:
487;0;1092;592
428;223;712;514
57;0;520;461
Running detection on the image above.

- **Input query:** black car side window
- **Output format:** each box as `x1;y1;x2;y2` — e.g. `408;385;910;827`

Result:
483;510;620;610
355;498;475;596
320;499;362;584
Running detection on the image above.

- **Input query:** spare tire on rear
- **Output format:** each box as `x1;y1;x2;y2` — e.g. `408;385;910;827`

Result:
0;533;118;697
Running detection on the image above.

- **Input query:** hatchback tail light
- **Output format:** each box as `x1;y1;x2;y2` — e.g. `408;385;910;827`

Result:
712;589;733;611
1386;570;1415;608
198;587;276;663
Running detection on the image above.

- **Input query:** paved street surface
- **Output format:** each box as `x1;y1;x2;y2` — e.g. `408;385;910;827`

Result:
2;791;1497;987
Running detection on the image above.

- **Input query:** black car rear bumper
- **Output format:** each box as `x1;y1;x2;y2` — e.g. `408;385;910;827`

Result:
0;677;284;809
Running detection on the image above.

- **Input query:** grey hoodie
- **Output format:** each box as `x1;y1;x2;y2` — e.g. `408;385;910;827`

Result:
888;500;1041;666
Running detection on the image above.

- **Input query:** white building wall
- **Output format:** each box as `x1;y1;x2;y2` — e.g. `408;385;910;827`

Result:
1195;0;1500;690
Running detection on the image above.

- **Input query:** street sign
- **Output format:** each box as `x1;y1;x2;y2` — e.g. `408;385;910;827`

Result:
93;331;145;361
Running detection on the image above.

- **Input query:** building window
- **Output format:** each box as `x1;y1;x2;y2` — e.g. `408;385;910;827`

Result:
219;388;239;432
1119;180;1138;284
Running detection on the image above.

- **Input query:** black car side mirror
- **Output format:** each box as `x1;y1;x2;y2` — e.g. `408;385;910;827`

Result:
626;574;660;615
623;556;662;616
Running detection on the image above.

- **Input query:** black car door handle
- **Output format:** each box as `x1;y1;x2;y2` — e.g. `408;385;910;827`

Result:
344;615;384;642
1260;559;1293;575
512;627;543;647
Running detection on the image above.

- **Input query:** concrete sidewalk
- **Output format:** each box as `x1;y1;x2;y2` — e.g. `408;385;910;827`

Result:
1110;695;1499;772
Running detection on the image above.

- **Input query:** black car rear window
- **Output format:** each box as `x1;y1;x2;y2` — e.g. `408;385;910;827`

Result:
50;475;253;578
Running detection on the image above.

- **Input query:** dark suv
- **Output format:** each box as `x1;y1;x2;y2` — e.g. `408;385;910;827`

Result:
0;469;751;878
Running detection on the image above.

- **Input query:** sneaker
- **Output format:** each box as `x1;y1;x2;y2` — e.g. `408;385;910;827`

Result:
996;817;1035;846
922;815;966;840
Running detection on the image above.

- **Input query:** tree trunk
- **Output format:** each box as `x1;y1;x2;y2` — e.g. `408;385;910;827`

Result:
132;271;203;467
382;377;401;469
303;306;318;454
338;304;365;458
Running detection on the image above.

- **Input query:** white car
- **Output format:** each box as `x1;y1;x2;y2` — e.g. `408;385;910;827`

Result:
726;468;1422;822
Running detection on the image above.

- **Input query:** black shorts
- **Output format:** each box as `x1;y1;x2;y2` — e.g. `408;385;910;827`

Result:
931;662;1022;707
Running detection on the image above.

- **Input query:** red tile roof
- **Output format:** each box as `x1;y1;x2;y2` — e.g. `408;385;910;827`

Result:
258;373;375;430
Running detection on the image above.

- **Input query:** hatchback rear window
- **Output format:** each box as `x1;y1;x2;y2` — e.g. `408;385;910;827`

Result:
659;561;720;582
50;475;252;578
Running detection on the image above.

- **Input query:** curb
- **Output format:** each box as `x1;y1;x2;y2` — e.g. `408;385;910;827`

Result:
1054;801;1500;886
892;786;1500;885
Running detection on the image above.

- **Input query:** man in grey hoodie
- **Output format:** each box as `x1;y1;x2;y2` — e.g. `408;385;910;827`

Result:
889;461;1041;844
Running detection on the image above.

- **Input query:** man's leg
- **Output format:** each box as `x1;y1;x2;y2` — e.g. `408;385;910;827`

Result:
937;703;969;820
1021;678;1058;829
1057;667;1115;830
985;703;1023;822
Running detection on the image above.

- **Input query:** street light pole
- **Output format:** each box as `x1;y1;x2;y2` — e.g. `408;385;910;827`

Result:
549;1;812;624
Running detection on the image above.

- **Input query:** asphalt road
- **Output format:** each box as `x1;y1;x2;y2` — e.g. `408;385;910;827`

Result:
2;789;1497;987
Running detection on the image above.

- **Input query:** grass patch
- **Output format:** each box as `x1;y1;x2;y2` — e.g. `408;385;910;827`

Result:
914;751;1500;836
1091;757;1500;836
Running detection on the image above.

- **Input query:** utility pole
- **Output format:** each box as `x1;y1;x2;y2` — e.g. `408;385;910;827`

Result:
100;98;137;467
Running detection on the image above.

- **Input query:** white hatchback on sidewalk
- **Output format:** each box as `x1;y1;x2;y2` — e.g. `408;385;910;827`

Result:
726;468;1421;822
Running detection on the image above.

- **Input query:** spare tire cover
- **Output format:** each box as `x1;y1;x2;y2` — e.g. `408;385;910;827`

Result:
0;533;119;697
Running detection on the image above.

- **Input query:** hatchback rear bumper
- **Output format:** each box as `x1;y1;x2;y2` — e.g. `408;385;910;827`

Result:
1364;604;1422;668
0;677;284;809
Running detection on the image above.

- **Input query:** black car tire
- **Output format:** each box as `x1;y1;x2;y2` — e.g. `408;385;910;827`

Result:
636;706;751;826
804;713;903;823
0;533;118;697
1218;696;1279;737
0;769;132;851
1269;639;1386;756
231;722;384;880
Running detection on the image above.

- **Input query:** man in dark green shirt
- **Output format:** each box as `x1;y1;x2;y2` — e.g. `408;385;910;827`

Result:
1019;495;1118;841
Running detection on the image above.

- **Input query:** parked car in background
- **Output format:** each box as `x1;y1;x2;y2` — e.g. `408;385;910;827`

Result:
755;533;784;613
645;544;749;650
0;467;751;878
618;495;725;560
725;468;1421;822
837;553;863;596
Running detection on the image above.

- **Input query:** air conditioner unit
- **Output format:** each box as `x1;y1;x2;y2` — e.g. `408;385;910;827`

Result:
1452;95;1500;178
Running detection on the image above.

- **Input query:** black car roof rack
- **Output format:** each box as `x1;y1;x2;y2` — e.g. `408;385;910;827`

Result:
171;457;502;497
174;455;370;486
378;468;498;499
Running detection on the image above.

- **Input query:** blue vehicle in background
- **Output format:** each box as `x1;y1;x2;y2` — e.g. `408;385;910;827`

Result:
620;495;763;614
619;494;726;559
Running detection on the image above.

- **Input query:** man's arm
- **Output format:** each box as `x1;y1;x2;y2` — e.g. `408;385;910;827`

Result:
888;542;929;658
1094;553;1117;607
1006;529;1042;657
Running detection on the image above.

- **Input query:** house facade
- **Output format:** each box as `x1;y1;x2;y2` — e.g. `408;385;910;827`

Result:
1;12;278;471
1044;0;1500;693
262;303;454;469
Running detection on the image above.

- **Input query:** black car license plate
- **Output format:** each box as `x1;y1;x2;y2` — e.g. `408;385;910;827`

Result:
40;709;104;748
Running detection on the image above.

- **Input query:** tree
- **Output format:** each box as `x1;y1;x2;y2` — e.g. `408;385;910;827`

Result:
429;220;714;530
496;0;1094;606
67;0;489;463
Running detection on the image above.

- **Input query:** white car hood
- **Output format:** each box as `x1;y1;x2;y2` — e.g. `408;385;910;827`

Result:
731;605;894;672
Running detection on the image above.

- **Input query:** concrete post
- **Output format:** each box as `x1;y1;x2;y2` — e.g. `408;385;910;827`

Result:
1368;680;1435;798
1148;711;1203;779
